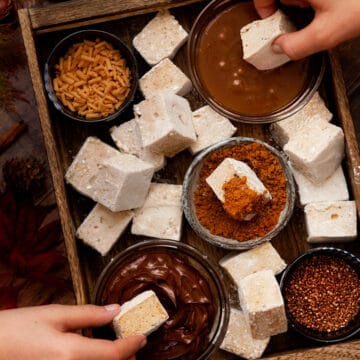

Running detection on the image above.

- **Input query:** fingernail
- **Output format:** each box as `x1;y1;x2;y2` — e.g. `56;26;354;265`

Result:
140;337;147;348
104;304;120;311
272;43;284;54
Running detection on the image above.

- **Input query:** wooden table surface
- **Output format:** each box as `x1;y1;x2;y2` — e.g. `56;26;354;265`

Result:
0;1;359;358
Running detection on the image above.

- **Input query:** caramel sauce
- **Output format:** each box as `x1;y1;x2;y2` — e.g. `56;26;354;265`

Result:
197;1;309;115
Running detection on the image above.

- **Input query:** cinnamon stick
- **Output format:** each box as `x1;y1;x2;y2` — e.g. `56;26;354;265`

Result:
0;120;28;154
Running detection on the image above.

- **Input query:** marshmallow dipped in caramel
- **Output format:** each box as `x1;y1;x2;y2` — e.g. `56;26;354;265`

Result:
196;1;309;116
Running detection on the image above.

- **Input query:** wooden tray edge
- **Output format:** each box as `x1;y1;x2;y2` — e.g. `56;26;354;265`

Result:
264;338;360;359
328;49;360;218
18;8;88;305
29;0;206;34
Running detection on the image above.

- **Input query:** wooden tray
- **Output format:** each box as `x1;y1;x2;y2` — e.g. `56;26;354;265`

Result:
18;1;360;358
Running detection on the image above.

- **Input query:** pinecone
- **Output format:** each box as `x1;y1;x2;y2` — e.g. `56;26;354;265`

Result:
3;157;45;196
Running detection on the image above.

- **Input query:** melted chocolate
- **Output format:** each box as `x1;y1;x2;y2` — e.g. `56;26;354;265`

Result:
101;251;216;360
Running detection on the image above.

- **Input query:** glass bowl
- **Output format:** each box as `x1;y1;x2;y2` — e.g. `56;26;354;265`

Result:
44;29;138;124
280;247;360;343
182;137;296;250
92;239;230;360
187;0;325;124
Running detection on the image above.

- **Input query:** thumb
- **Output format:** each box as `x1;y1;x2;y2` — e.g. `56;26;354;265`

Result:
272;15;332;59
114;335;147;359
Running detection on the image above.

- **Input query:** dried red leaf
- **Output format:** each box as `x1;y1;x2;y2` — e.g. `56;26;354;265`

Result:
0;189;72;307
25;220;62;254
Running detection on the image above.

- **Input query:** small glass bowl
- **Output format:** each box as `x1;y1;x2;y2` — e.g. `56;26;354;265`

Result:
280;247;360;343
92;239;230;360
182;137;296;250
44;29;138;124
187;0;325;124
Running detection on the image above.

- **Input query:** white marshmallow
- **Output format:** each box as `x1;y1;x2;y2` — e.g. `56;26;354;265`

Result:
112;290;169;338
139;58;192;98
189;105;237;154
270;92;333;147
76;203;133;256
240;10;295;70
205;158;271;220
291;165;349;206
220;242;286;287
238;270;287;339
110;119;166;171
131;183;183;241
134;92;196;157
304;200;357;243
65;137;121;200
284;121;344;183
133;10;188;66
92;153;154;212
220;308;270;360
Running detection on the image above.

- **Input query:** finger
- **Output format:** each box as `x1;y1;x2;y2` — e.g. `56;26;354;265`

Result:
47;304;121;331
272;15;332;59
60;334;145;360
253;0;277;18
113;335;147;359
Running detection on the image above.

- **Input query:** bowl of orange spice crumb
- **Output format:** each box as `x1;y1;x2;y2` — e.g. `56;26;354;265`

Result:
44;29;138;123
182;137;296;250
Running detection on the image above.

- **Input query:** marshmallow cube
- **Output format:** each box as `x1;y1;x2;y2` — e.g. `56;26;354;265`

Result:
238;270;287;339
110;119;166;171
291;165;349;206
112;290;169;338
133;10;188;66
134;92;196;157
206;158;271;220
189;105;237;155
131;183;183;241
220;242;286;287
304;201;357;243
92;153;154;212
65;137;122;200
139;58;192;98
270;92;333;147
76;204;133;256
284;122;344;184
240;10;295;70
220;308;270;360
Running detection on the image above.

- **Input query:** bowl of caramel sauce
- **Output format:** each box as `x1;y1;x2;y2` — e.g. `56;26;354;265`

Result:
187;0;325;123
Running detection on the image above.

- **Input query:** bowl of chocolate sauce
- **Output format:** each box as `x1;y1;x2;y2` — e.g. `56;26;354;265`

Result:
92;239;229;360
187;0;325;123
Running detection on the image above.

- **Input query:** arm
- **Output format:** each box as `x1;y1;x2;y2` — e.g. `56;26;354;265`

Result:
0;304;146;360
254;0;360;59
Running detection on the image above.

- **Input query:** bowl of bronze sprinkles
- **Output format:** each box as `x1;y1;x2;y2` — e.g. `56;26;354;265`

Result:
280;247;360;343
92;239;230;360
182;137;296;250
187;0;325;124
44;29;138;124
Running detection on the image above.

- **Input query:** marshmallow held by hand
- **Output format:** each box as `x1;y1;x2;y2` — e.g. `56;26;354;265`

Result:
240;10;295;70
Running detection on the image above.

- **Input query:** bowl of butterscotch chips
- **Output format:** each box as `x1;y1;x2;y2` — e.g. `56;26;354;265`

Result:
44;29;138;123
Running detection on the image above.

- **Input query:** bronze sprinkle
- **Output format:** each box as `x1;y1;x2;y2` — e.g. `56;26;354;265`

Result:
284;254;360;333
